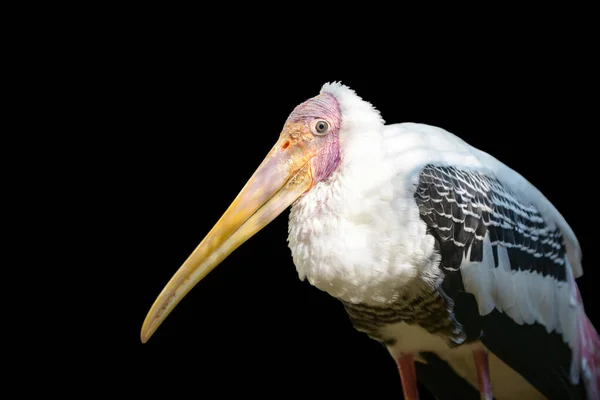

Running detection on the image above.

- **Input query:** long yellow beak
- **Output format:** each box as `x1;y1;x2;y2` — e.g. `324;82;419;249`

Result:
141;126;315;343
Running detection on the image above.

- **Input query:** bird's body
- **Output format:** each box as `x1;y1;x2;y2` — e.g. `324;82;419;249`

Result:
142;82;599;399
288;115;586;398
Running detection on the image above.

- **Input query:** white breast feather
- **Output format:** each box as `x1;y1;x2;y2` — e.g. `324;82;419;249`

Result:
287;126;441;305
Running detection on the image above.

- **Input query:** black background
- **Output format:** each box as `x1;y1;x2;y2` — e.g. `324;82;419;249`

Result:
46;12;597;399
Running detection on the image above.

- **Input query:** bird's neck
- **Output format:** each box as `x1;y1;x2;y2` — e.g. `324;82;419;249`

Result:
287;162;442;306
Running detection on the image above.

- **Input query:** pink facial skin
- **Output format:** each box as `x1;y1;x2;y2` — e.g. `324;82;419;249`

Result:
287;93;342;184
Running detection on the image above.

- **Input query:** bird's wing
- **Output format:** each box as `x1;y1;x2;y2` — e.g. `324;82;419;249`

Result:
413;162;599;400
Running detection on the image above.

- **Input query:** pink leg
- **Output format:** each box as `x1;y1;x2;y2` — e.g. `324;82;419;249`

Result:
397;353;419;400
474;348;493;400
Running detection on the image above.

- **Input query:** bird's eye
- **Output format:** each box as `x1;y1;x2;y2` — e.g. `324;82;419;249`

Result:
312;120;330;136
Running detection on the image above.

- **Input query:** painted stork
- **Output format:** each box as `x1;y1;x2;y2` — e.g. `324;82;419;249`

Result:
141;82;599;399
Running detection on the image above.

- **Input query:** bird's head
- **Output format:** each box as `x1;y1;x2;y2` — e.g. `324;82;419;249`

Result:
141;82;383;343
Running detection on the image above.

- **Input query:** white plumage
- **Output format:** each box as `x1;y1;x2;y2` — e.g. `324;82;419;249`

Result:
286;82;596;399
289;84;578;306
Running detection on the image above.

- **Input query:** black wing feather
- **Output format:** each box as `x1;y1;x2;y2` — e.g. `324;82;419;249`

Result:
414;164;584;399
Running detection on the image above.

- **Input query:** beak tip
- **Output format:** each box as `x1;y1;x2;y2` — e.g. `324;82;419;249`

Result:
140;319;156;344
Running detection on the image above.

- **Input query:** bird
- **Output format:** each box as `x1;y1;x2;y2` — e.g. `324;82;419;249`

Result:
141;82;599;399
